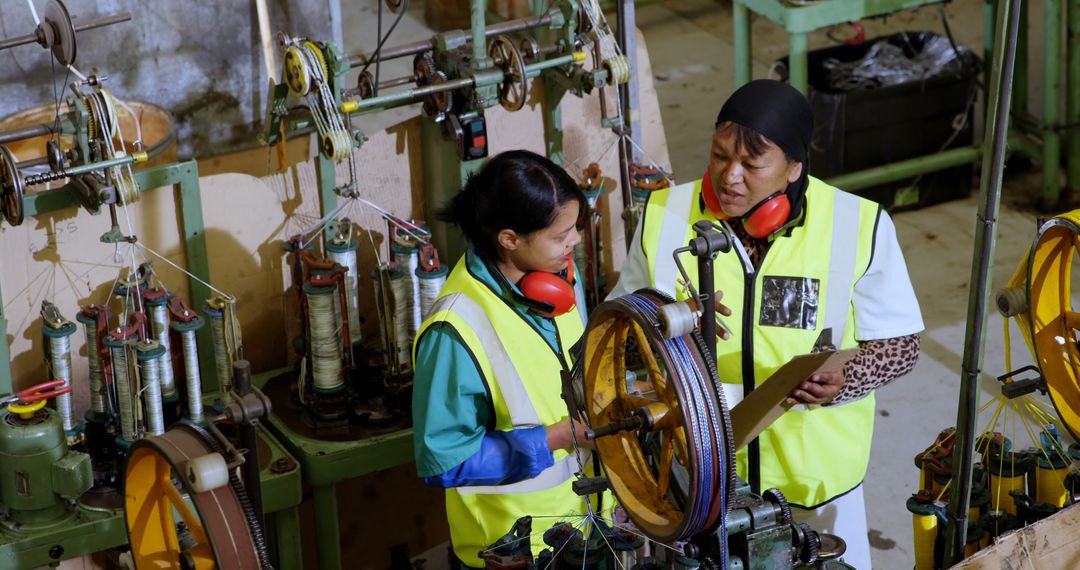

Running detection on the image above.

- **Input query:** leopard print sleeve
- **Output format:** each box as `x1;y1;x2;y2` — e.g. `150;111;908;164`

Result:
828;334;921;405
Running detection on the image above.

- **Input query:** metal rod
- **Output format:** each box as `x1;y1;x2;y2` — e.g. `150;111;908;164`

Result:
0;123;55;145
232;360;265;529
0;12;132;52
23;152;141;186
1041;0;1062;207
1068;0;1080;194
943;0;1022;563
825;145;982;191
348;13;553;67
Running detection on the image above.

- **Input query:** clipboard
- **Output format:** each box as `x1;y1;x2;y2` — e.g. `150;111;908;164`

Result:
729;348;858;451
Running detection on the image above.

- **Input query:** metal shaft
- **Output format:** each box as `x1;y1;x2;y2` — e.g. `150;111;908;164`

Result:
231;360;265;530
0;123;55;145
943;0;1023;563
0;12;132;52
348;13;553;67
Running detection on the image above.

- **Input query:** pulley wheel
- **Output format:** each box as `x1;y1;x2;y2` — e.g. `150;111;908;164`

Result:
43;0;77;66
124;422;262;569
487;35;528;112
0;145;25;227
283;46;312;96
582;289;734;543
1017;213;1080;440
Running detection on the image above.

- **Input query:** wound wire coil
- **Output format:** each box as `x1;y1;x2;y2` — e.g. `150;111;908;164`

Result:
204;304;232;394
145;294;176;397
392;243;422;339
305;284;344;391
77;311;107;414
326;238;362;344
44;323;77;432
136;342;166;436
416;264;448;321
388;269;414;368
171;315;206;423
106;336;138;442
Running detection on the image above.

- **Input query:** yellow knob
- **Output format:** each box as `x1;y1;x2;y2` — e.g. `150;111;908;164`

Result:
572;51;588;64
7;399;46;420
132;151;149;163
341;100;360;113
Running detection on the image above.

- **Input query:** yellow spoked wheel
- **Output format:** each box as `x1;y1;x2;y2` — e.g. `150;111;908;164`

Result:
124;422;263;569
582;289;734;543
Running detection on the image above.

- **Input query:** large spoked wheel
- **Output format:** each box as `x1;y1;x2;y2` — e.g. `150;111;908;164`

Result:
488;35;528;112
1023;215;1080;439
124;422;262;570
0;145;25;227
583;289;734;543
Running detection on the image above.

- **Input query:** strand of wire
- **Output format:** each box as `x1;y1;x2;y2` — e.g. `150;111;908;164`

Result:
81;318;107;413
110;342;138;441
388;271;413;368
178;330;204;423
148;302;176;396
299;44;352;162
138;347;165;436
417;271;446;321
298;199;353;250
356;198;431;244
393;246;422;339
307;288;344;391
135;242;236;301
46;334;76;431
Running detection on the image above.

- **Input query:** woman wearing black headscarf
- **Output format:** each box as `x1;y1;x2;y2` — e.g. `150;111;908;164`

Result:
611;79;923;568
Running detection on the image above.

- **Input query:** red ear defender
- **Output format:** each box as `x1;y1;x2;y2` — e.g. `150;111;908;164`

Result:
741;191;791;238
519;266;576;317
701;170;790;238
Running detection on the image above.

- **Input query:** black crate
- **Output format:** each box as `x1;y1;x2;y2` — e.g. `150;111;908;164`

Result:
779;32;980;211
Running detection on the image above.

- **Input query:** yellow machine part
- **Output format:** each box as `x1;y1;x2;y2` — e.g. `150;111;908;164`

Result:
1035;464;1069;507
912;513;937;570
988;473;1025;515
1007;210;1080;438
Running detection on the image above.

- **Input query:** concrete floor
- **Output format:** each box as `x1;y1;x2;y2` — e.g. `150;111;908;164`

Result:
340;0;1075;568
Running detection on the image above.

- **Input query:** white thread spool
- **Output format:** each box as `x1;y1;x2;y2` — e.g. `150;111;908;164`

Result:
416;263;449;321
171;315;205;423
392;243;422;339
77;309;107;414
137;341;166;436
326;238;362;344
204;304;232;394
185;453;229;493
43;320;77;432
143;290;176;398
305;284;344;392
658;301;697;339
388;269;413;368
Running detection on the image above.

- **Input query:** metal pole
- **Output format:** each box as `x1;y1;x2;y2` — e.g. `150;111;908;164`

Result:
943;0;1022;563
1068;0;1080;195
617;0;642;163
0;12;132;52
1041;0;1062;208
825;145;982;192
733;2;752;88
0;123;55;145
615;0;636;243
313;484;342;570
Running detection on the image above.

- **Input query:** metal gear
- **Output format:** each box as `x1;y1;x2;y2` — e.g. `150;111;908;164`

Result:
487;35;528;112
762;487;793;526
797;522;821;565
413;52;437;86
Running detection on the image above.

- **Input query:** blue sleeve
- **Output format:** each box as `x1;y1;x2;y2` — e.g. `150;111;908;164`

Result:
423;425;554;488
413;323;556;482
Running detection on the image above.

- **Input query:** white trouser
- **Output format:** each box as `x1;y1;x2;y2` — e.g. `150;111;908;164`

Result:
790;484;871;570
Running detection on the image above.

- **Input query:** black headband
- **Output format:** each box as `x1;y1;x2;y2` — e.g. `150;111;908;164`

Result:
715;79;813;163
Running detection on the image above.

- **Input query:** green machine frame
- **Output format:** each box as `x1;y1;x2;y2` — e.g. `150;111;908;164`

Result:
0;162;305;569
732;0;1080;207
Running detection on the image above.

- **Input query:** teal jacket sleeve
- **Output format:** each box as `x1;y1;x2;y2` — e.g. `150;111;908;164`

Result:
412;323;555;483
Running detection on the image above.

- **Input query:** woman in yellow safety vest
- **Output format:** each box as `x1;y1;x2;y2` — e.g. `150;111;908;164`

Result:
611;80;924;569
412;150;608;568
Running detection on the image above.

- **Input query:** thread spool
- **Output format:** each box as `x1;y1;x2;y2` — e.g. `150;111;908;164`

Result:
170;316;205;423
1035;453;1070;508
980;510;1020;544
906;496;940;570
43;319;77;433
995;286;1028;317
970;483;990;522
305;284;344;392
986;452;1032;515
658;301;697;339
392;242;421;339
388;269;412;368
416;263;448;321
963;522;986;559
326;238;362;345
136;341;166;436
76;309;107;414
105;335;137;443
203;303;231;395
143;289;176;398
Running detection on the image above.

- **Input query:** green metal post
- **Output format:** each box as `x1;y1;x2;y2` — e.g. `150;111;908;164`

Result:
274;506;304;570
1042;0;1062;207
788;32;809;95
1014;0;1028;116
943;0;1022;563
421;120;480;263
174;161;218;393
733;2;752;87
313;484;341;570
472;0;491;69
826;146;982;192
984;0;996;83
316;153;339;237
1067;0;1080;194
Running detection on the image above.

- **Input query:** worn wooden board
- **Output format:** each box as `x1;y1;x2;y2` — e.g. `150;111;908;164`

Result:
953;502;1080;569
729;348;857;451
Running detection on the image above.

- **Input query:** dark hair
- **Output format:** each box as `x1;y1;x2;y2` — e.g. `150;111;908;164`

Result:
715;121;796;164
437;150;586;262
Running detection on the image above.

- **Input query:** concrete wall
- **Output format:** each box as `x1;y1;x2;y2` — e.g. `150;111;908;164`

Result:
0;0;339;159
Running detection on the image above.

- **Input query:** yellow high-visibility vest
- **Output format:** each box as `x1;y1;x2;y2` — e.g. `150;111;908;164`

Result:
638;176;879;508
415;257;601;566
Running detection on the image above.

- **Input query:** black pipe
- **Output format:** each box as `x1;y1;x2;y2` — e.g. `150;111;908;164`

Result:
943;0;1023;563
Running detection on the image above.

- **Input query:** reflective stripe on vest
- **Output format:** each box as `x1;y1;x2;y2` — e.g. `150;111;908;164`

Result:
457;454;579;495
426;292;541;426
824;191;862;344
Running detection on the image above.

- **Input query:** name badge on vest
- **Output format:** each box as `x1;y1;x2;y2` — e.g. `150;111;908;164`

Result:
759;276;820;330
